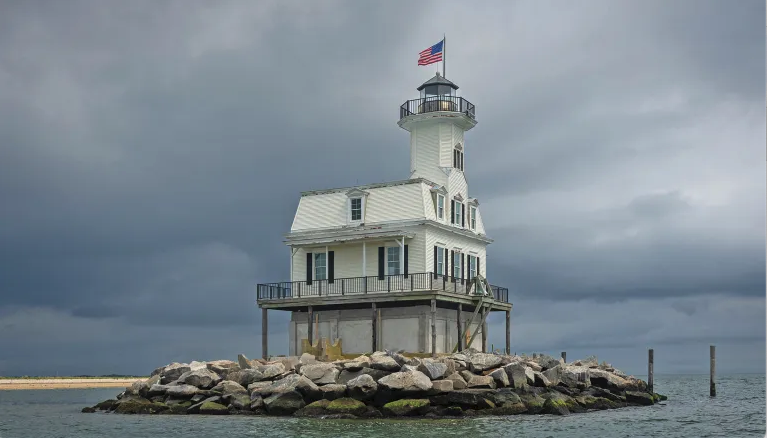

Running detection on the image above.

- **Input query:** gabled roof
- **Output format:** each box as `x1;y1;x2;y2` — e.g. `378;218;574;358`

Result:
300;177;437;197
345;188;370;197
417;73;459;91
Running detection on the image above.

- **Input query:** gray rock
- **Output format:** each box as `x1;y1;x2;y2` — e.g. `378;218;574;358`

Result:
378;370;433;393
237;354;253;370
247;381;271;394
401;364;419;372
494;388;522;405
542;365;562;386
338;367;390;384
187;396;222;414
460;370;475;382
299;353;317;365
468;353;503;372
165;384;199;398
573;356;599;368
346;374;378;401
504;363;530;389
229;393;251;410
430;379;454;393
589;368;630;390
269;357;300;372
533;370;552;387
211;380;247;400
319;384;347;400
261;363;286;380
489;368;509;387
178;368;222;389
250;395;264;410
264;390;305;415
147;384;171;396
561;366;591;388
525;361;543;372
299;363;339;385
206;360;239;376
445;373;467;390
466;374;496;389
370;354;401;372
447;389;497;409
253;374;321;401
160;362;191;384
625;391;654;406
226;369;264;387
535;354;563;371
417;360;448;380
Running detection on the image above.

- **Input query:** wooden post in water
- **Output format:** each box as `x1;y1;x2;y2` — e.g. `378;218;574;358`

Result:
431;299;437;358
371;302;377;352
561;351;566;362
710;345;716;397
457;304;464;351
505;310;511;355
648;348;654;393
307;306;313;349
261;308;268;360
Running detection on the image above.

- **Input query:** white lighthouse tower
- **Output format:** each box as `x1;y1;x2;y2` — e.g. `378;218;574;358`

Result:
256;72;511;359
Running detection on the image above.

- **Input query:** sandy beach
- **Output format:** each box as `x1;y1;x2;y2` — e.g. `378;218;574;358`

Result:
0;378;144;390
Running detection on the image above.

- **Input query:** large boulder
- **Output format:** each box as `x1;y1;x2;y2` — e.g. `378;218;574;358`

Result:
504;363;531;389
261;363;286;380
447;389;497;409
542;365;562;386
338;367;390;384
445;373;467;390
572;356;599;368
319;384;347;400
417;360;448;380
269;357;300;372
187;396;222;414
625;391;654;406
160;363;191;384
561;366;591;388
430;380;453;393
178;368;222;389
226;369;264;387
237;354;253;370
211;380;247;401
382;399;430;416
541;391;578;415
326;397;367;416
229;393;251;410
370;354;401;372
253;374;321;401
343;356;371;371
489;368;509;387
164;384;199;399
466;374;496;389
519;393;546;414
535;354;563;371
378;370;433;393
346;374;378;401
300;363;339;385
264;390;305;415
533;371;552;387
468;353;503;372
589;368;630;391
299;353;317;366
206;360;239;376
147;384;171;397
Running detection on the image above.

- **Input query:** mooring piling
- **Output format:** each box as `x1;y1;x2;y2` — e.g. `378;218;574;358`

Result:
561;351;566;362
710;345;716;397
648;348;654;393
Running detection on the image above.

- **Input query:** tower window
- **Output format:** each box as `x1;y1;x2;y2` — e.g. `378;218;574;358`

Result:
453;147;464;171
454;201;463;226
437;194;445;220
350;198;362;221
470;206;477;230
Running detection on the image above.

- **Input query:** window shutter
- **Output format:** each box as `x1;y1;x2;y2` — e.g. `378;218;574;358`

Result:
477;257;481;277
444;248;449;276
306;252;313;285
433;246;438;278
404;245;409;278
451;201;455;224
462;204;465;227
461;253;465;284
378;246;385;280
328;251;335;284
450;250;455;280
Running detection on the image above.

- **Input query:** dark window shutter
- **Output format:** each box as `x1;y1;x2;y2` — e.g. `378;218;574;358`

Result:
477;257;481;277
306;252;313;285
451;201;455;224
433;246;438;278
461;253;465;284
328;251;335;284
378;246;385;280
404;245;408;278
444;248;449;276
450;250;455;280
462;204;465;227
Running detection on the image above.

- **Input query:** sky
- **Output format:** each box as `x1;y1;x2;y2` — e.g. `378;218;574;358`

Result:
0;0;764;377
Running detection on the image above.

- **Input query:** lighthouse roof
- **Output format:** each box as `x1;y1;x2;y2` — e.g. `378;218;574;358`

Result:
416;72;458;91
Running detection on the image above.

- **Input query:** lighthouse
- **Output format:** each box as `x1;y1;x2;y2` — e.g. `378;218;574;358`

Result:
257;72;511;359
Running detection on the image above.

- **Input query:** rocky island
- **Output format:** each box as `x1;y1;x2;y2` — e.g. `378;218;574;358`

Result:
83;349;666;418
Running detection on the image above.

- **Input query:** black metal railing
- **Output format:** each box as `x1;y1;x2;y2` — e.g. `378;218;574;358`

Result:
399;96;475;119
256;271;509;303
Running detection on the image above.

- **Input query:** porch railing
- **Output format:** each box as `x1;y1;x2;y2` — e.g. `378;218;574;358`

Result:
256;272;509;303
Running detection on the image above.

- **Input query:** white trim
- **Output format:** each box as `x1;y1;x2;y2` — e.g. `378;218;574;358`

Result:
362;241;366;277
325;246;329;280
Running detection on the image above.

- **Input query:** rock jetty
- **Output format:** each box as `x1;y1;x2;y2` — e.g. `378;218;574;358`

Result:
82;349;666;418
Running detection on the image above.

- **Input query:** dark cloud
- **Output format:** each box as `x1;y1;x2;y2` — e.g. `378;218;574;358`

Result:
0;0;763;375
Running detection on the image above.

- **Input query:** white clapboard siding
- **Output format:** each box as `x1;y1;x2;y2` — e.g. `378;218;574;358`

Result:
473;206;487;236
365;183;424;223
424;226;488;279
412;123;447;185
291;192;347;231
448;169;469;204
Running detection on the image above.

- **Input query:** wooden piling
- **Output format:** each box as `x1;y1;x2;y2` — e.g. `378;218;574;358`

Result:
505;310;511;355
457;304;464;351
710;345;716;397
561;351;566;362
261;308;268;360
307;306;313;349
431;299;437;357
481;307;488;353
648;348;654;393
371;302;377;352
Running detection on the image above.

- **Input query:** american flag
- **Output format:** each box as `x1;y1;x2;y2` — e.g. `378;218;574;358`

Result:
418;40;444;66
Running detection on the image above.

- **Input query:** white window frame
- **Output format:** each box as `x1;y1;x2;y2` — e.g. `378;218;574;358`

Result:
453;251;462;278
470;206;477;230
454;201;463;227
350;197;362;222
436;246;444;276
437;194;445;220
386;246;401;275
314;253;327;280
469;255;477;279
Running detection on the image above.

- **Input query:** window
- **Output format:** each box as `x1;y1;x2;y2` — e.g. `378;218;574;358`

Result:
314;253;326;280
468;255;477;279
470;206;477;230
437;194;445;220
350;198;362;221
453;148;464;171
454;201;463;226
387;246;400;275
437;247;444;275
453;252;462;278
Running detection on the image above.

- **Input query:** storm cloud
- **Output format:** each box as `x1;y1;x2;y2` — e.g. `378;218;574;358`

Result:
0;0;763;377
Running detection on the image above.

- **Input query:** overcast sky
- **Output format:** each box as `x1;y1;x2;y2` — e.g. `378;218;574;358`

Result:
0;0;764;377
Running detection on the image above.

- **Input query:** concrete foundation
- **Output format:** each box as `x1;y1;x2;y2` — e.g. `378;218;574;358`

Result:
289;306;484;356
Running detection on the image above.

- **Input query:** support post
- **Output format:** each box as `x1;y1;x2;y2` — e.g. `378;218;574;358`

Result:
261;308;268;360
457;304;463;351
431;299;437;357
481;307;488;353
505;310;511;355
648;348;654;393
362;241;366;278
307;306;313;348
710;345;716;397
561;351;566;362
371;302;377;352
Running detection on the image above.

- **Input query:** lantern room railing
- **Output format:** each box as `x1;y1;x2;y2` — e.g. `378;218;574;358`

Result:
400;96;475;119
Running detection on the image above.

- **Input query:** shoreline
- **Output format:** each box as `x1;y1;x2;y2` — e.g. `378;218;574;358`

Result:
0;378;143;390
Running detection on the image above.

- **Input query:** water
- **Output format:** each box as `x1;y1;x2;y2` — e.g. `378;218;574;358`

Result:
0;374;763;438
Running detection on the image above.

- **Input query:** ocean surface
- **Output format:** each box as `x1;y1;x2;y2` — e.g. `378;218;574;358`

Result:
0;374;763;438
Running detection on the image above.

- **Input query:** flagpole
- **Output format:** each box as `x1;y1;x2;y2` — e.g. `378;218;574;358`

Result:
443;34;446;77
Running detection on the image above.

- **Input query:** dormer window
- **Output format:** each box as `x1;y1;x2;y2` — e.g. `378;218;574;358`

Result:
437;194;445;220
350;198;362;221
470;206;477;230
451;198;464;227
453;144;464;171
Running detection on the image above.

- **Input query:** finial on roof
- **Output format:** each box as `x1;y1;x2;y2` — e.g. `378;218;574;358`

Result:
436;71;441;77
